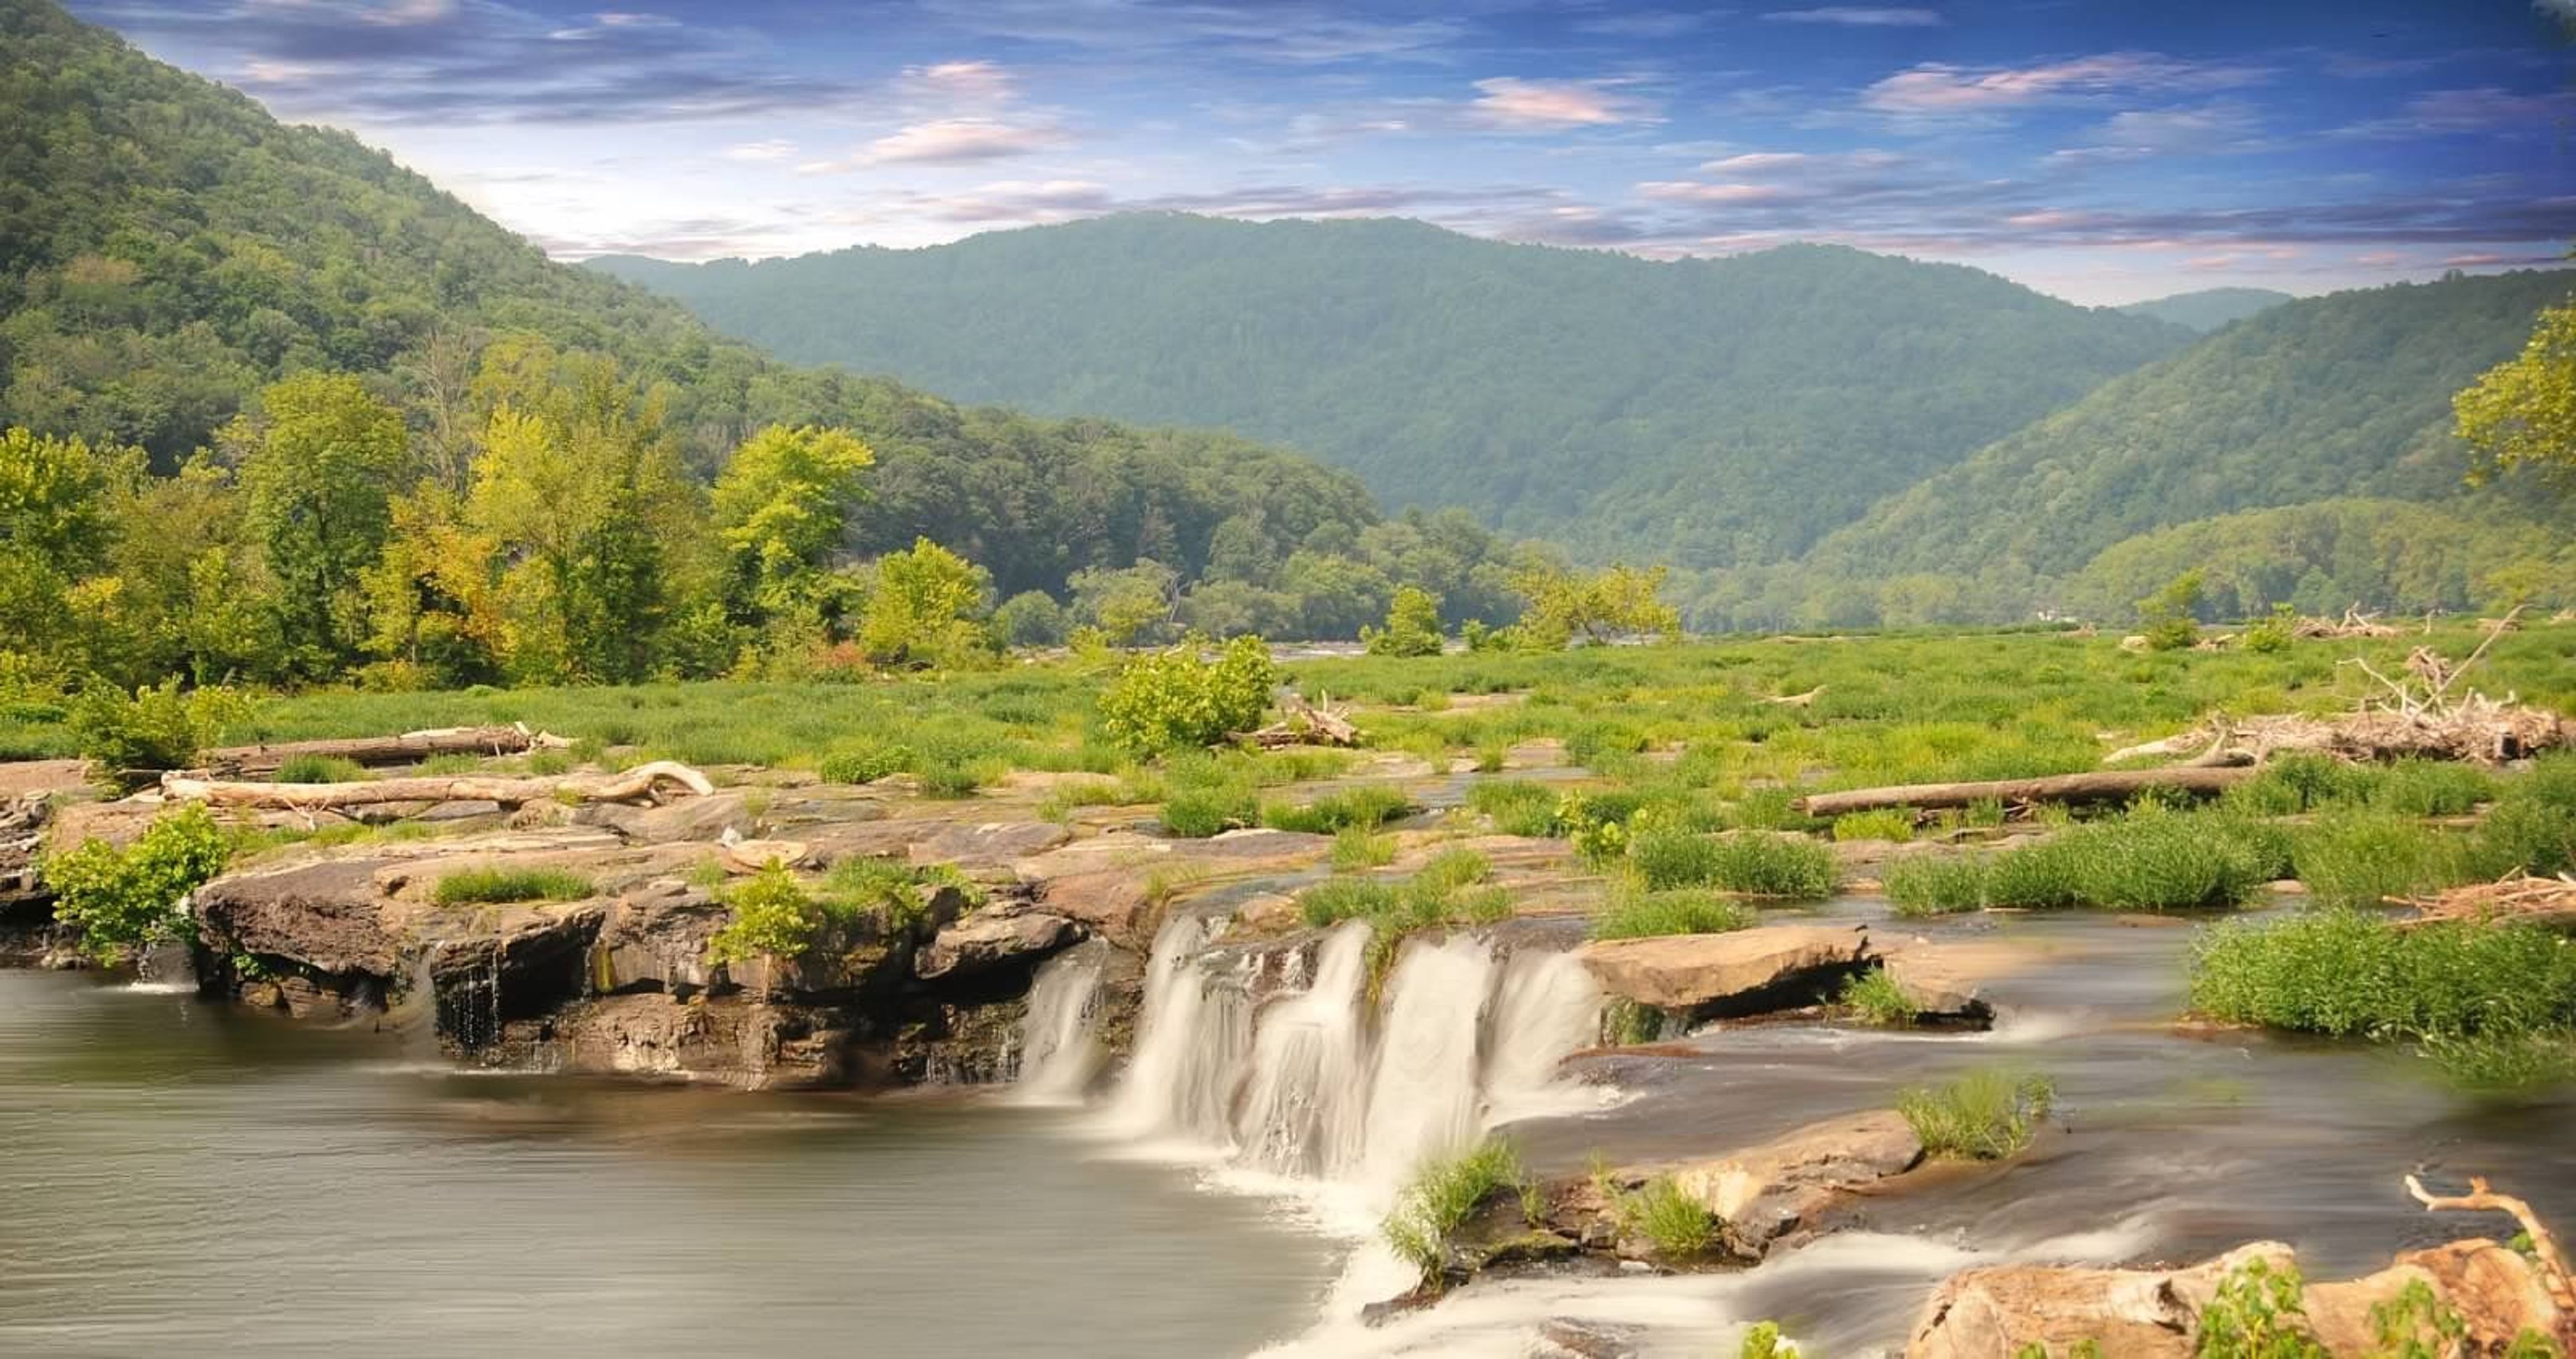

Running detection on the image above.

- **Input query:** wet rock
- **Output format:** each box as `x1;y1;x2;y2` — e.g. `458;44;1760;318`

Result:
890;994;1029;1084
574;789;760;843
1030;869;1157;948
1664;1109;1925;1252
549;992;849;1087
591;879;729;995
426;902;609;1050
1905;1238;2565;1358
1534;1317;1644;1359
914;909;1078;982
1575;925;1872;1018
195;858;407;975
909;820;1071;871
1875;937;2023;1023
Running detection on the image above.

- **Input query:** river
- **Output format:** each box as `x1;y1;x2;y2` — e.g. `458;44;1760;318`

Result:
0;969;1339;1358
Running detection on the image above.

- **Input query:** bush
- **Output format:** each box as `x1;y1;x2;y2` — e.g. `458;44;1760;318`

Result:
1260;785;1415;834
1381;1138;1528;1285
2290;811;2473;908
1591;888;1755;940
1331;826;1397;871
818;741;912;785
431;866;594;906
1897;1070;2054;1160
69;680;254;790
705;864;825;965
1362;585;1446;657
1907;809;2288;914
2188;911;2576;1042
2195;1256;2326;1358
1160;760;1260;837
42;806;231;961
2242;602;2298;653
1885;853;1991;916
1098;635;1276;755
272;753;368;783
2135;568;2204;651
1839;969;1917;1027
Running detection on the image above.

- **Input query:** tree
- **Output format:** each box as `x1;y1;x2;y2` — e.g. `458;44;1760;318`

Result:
0;427;130;573
1362;585;1445;656
1099;635;1277;755
856;538;994;669
2456;300;2576;490
2136;567;2206;651
1069;559;1178;646
230;373;409;675
992;590;1068;648
712;423;874;618
1508;561;1680;648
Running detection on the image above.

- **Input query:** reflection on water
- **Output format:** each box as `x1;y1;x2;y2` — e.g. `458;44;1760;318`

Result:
0;970;1337;1358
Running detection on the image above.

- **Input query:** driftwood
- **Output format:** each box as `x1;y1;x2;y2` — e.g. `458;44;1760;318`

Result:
2404;1175;2575;1316
205;723;570;778
158;760;712;812
1794;766;2257;818
2294;606;2402;640
1240;693;1361;750
2401;873;2576;932
1766;686;1825;707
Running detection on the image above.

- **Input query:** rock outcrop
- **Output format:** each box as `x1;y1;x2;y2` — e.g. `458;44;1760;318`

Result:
1662;1109;1927;1251
1575;924;1872;1020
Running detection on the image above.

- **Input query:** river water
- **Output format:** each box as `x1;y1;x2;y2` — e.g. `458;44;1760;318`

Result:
0;969;1339;1358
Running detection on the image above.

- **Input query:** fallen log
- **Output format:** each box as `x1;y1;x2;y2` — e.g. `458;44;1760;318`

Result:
205;724;570;777
1794;766;2258;818
158;760;712;812
2405;1174;2575;1316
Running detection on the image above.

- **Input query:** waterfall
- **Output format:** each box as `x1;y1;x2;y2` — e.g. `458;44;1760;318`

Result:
1097;914;1603;1215
123;940;197;993
1012;942;1110;1105
1233;922;1372;1177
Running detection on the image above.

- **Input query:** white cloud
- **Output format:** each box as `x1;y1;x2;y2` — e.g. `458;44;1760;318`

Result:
1764;7;1942;26
1864;52;2266;115
1470;77;1655;129
722;139;797;162
858;117;1069;165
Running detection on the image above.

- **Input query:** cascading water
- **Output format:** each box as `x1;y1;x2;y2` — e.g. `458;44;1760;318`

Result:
1481;946;1615;1124
1233;922;1373;1177
1012;942;1110;1105
1106;911;1255;1144
124;939;197;993
1354;934;1499;1196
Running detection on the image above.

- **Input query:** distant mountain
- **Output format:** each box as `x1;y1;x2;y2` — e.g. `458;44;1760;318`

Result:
2117;286;2295;332
592;216;2194;567
0;0;1393;602
1801;269;2575;604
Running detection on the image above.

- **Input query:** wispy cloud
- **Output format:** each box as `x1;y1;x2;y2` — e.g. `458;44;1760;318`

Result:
2335;85;2576;137
1470;76;1657;129
1764;7;1943;27
1864;52;2268;115
855;117;1071;166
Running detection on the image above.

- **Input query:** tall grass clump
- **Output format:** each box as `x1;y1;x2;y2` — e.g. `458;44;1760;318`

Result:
1299;848;1509;980
1381;1138;1529;1286
1159;758;1260;838
1896;1070;2054;1160
817;740;911;785
2290;811;2473;908
2189;911;2576;1042
1591;889;1755;940
2468;752;2576;879
1260;785;1414;834
272;753;369;783
1839;969;1918;1027
1884;853;1991;916
1332;826;1397;871
1831;809;1915;842
1627;828;1834;898
1467;779;1560;837
430;865;593;906
1609;1175;1723;1258
1908;808;2288;914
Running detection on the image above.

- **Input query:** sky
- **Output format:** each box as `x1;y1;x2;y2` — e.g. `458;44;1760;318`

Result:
63;0;2576;304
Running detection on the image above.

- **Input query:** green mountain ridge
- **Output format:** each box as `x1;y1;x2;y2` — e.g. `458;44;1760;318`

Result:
590;214;2196;567
2116;286;2295;332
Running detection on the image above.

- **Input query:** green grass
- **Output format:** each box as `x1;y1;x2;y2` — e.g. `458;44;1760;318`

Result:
1884;853;1992;916
1609;1175;1723;1258
2290;810;2477;909
1831;808;1916;842
818;740;911;785
1839;969;1917;1027
1297;848;1509;979
1259;784;1415;835
1467;779;1560;837
1886;808;2287;914
1590;888;1756;940
1381;1138;1529;1286
1331;826;1397;871
430;866;594;906
1897;1070;2055;1160
271;753;370;783
1626;828;1836;898
2189;910;2576;1042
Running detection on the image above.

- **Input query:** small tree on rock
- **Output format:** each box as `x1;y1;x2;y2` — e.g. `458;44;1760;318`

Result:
1362;585;1445;657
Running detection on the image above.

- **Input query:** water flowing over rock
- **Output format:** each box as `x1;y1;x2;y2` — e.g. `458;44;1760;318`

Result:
1575;924;1872;1017
1014;941;1112;1102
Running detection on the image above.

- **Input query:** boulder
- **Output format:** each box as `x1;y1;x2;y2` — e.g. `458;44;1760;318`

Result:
549;992;849;1088
909;820;1071;871
1575;925;1871;1016
426;901;609;1049
915;910;1078;982
590;879;730;995
194;858;407;975
1663;1109;1926;1252
1030;869;1158;948
1876;936;2030;1022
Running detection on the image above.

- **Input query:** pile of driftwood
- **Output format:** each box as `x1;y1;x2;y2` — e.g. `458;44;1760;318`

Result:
2402;873;2576;932
1238;692;1361;750
2294;606;2405;640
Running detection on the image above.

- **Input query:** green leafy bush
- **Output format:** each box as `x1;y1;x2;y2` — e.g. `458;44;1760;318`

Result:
1629;828;1835;898
818;740;912;785
706;864;826;965
2194;1256;2326;1358
1098;635;1276;755
2135;568;2204;651
430;866;594;906
2188;911;2576;1042
70;680;254;790
1740;1321;1803;1359
42;806;232;961
1381;1138;1529;1286
2241;603;2298;654
1362;585;1446;657
1897;1070;2054;1160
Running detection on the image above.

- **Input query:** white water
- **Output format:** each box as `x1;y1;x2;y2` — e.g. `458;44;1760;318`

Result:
1105;911;1254;1144
1234;922;1373;1177
1013;944;1110;1105
119;940;197;994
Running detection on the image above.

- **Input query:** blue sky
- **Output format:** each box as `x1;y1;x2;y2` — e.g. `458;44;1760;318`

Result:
66;0;2576;303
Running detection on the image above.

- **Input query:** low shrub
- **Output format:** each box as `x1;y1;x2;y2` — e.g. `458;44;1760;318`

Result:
1591;888;1754;940
42;805;231;961
2195;1256;2326;1358
430;866;594;906
818;741;912;785
1381;1138;1528;1285
1629;828;1835;898
705;864;824;965
1839;968;1917;1027
1097;635;1276;755
1897;1070;2054;1160
1885;853;1991;916
1331;826;1396;871
1260;785;1414;835
1468;779;1562;838
69;680;254;790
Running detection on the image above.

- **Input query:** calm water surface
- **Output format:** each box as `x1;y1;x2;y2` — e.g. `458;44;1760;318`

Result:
0;970;1340;1358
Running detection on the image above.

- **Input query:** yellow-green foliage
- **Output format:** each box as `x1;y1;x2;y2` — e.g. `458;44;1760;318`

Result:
1839;968;1917;1027
1099;635;1276;755
1609;1175;1723;1258
42;806;231;961
430;866;593;906
1590;888;1754;940
1381;1138;1528;1286
1832;808;1916;842
1898;1070;2054;1160
1363;585;1446;657
68;680;254;790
